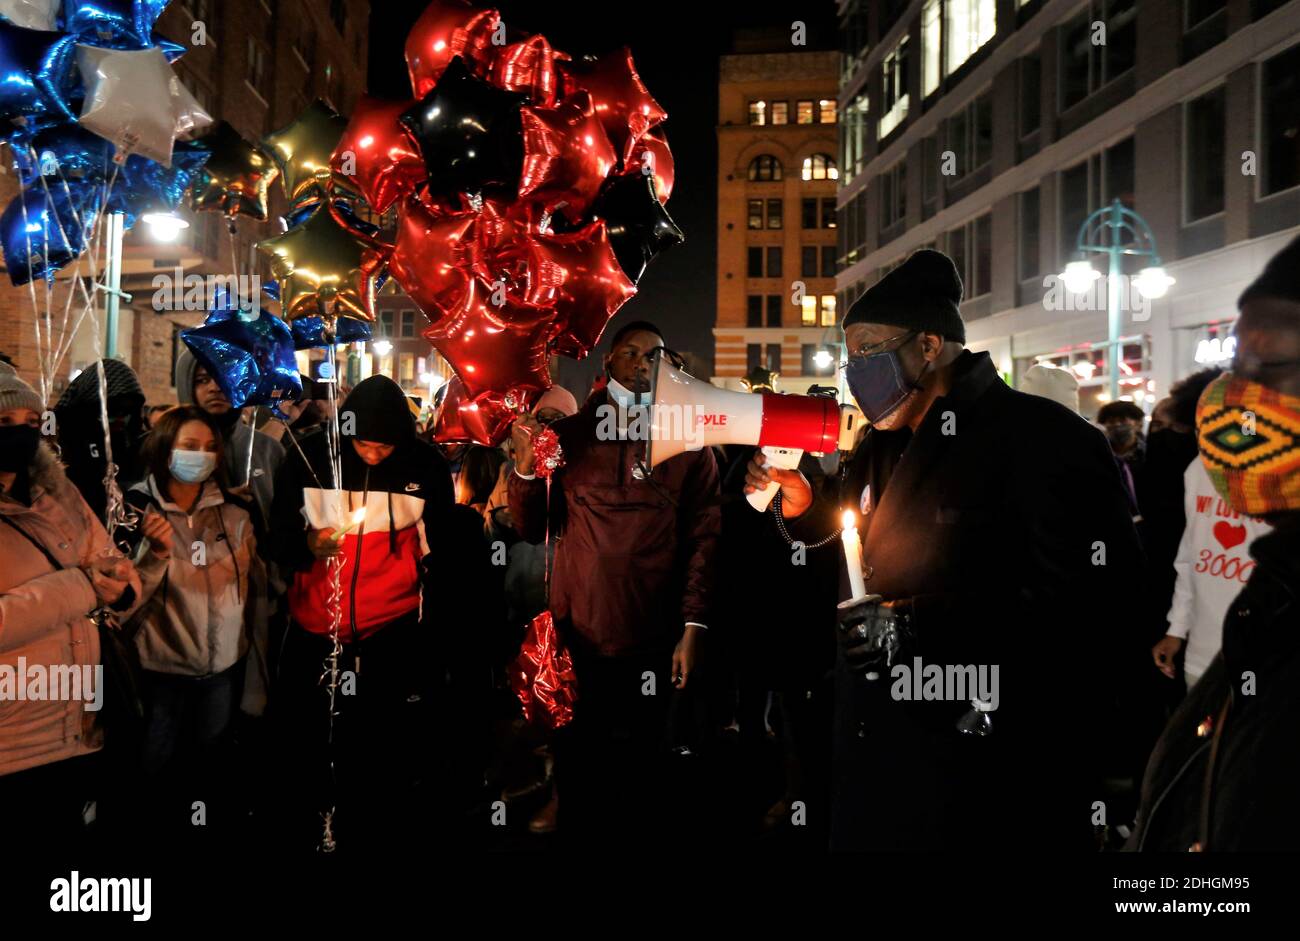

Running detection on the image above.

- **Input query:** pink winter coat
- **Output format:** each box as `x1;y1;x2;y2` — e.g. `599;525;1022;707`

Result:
0;443;142;777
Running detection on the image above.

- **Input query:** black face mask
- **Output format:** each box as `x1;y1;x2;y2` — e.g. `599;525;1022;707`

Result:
0;424;41;473
1145;427;1199;469
1105;424;1136;448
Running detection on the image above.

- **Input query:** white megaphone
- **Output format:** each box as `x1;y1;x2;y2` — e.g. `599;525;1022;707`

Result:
644;353;861;511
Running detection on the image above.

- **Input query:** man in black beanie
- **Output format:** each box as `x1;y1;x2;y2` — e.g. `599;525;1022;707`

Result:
746;248;1144;850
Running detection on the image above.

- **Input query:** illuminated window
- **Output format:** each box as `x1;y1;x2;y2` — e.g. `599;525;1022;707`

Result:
748;199;763;229
820;295;837;326
946;0;997;76
880;37;910;138
771;101;789;125
802;153;838;181
922;0;941;97
818;99;837;123
797;100;815;124
748;101;767;125
801;294;817;325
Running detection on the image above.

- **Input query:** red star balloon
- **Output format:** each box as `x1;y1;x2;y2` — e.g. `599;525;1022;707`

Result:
330;95;427;214
432;374;533;445
490;33;558;106
389;198;477;327
624;128;674;203
425;277;554;400
519;90;617;225
405;0;501;96
527;221;636;360
558;47;666;163
469;198;534;304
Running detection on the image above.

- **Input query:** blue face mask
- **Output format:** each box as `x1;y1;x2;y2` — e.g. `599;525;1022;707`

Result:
169;449;217;484
844;333;926;425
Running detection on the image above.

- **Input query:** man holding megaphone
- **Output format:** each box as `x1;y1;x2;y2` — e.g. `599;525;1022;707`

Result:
745;249;1144;851
508;321;721;843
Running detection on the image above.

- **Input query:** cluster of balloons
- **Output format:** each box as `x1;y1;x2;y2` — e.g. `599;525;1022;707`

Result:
0;0;214;285
333;0;684;444
7;1;685;444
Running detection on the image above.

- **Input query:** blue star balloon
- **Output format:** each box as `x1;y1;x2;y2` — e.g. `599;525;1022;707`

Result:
1;177;100;284
0;20;77;128
181;303;302;419
60;0;168;48
291;315;372;350
11;122;210;229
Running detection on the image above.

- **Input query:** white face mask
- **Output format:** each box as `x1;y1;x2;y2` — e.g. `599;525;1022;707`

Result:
606;377;649;409
169;449;217;484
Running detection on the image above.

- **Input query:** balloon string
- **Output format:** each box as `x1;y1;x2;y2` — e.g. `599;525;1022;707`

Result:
317;338;344;852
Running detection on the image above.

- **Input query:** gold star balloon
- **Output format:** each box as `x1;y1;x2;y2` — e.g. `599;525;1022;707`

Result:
189;121;279;220
256;203;389;324
263;99;352;203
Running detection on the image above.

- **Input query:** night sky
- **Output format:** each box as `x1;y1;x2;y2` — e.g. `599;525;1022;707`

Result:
368;0;836;395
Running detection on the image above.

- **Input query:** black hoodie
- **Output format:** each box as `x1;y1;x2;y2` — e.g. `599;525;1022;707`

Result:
267;376;457;639
53;359;145;523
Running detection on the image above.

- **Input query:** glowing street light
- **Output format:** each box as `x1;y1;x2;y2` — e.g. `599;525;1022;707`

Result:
1061;260;1100;295
1133;265;1175;299
1058;199;1171;402
142;211;189;243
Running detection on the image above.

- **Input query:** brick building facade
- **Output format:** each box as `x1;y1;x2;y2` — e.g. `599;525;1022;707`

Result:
712;39;842;393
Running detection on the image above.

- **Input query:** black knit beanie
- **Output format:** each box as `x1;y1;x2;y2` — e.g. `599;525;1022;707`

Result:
842;249;966;343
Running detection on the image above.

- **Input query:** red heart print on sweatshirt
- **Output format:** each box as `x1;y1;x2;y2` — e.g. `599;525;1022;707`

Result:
1213;521;1246;551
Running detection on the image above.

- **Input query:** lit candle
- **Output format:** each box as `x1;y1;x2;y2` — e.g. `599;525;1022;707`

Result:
841;509;868;601
331;506;368;542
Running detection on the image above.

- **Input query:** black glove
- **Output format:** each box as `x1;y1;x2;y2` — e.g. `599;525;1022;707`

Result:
836;595;912;676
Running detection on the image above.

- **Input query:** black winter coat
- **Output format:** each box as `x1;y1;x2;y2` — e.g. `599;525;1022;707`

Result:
786;350;1144;850
1129;515;1300;852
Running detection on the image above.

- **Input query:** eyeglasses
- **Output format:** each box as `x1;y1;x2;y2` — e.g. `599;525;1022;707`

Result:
838;330;918;372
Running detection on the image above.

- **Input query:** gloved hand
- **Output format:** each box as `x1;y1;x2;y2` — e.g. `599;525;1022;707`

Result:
836;595;912;677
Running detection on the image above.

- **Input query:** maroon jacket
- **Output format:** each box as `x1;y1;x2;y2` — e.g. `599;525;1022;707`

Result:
508;392;721;657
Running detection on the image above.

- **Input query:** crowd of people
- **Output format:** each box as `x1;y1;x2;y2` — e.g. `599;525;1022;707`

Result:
1;233;1298;855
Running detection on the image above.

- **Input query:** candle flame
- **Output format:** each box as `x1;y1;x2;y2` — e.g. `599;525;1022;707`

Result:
841;509;856;530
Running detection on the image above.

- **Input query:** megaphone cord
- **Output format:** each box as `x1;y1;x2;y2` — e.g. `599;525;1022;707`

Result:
771;490;842;550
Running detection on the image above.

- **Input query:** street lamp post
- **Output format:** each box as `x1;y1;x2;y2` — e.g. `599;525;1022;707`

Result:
1059;198;1174;403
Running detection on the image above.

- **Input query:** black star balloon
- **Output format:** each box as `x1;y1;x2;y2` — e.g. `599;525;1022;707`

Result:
400;55;527;202
588;172;683;284
189;121;279;220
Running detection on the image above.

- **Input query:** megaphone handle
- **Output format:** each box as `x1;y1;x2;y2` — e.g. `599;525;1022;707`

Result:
746;446;803;513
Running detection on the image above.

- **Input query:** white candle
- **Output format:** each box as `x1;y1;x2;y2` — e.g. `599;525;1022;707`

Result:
841;509;868;601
